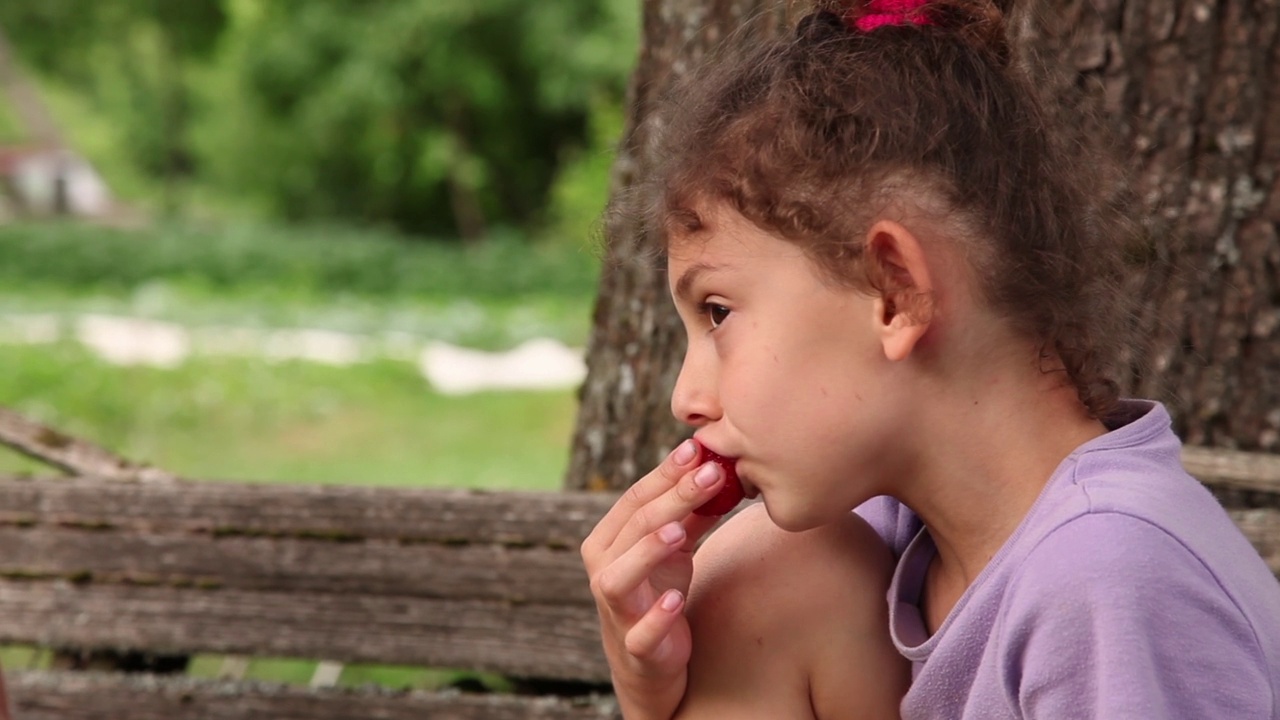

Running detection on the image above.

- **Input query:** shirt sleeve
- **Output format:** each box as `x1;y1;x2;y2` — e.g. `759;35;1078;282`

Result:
998;512;1272;720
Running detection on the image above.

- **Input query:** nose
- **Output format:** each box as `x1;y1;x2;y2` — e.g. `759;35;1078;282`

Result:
670;345;721;427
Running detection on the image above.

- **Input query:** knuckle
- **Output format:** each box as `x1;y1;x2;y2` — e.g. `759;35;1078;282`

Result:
658;456;685;483
622;481;649;509
590;567;624;605
676;475;704;504
623;629;652;659
630;504;656;533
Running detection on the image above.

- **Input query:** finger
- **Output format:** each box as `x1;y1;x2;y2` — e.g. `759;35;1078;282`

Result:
613;460;724;551
583;439;701;555
679;512;723;551
592;521;689;618
623;588;687;662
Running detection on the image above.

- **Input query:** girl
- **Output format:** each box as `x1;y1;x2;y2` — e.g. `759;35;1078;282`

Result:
580;0;1280;718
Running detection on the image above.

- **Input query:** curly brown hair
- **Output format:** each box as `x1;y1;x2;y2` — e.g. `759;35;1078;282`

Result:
643;0;1144;421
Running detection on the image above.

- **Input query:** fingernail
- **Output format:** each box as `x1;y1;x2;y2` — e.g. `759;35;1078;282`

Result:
694;462;720;488
673;440;696;465
660;589;683;612
658;522;685;545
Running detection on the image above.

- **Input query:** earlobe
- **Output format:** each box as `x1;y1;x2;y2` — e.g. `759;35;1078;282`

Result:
865;221;934;362
878;307;929;361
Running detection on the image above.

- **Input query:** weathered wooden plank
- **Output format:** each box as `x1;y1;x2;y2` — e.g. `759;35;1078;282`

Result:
0;583;610;682
0;445;1272;550
1230;508;1280;575
8;671;620;720
0;527;593;604
0;476;619;547
1182;446;1280;496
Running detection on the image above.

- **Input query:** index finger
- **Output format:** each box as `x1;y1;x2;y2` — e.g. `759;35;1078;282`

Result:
584;439;701;553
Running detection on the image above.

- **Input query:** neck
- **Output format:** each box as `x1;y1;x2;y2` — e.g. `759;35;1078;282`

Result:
893;359;1106;589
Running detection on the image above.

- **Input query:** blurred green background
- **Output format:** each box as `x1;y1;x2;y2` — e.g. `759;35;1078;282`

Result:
0;0;635;236
0;0;637;485
0;0;637;688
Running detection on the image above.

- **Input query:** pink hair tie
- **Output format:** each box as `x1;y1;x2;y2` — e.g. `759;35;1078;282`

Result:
847;0;935;31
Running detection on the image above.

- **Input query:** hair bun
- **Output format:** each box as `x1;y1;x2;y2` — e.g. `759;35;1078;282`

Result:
821;0;1013;67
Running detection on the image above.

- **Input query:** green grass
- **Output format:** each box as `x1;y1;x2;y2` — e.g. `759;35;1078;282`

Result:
0;343;576;490
0;287;592;351
0;647;513;692
185;655;513;692
0;218;599;349
0;220;601;302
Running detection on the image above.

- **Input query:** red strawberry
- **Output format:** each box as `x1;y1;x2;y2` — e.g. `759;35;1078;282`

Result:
693;450;745;517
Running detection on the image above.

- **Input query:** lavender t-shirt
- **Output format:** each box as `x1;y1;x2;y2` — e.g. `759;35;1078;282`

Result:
857;401;1280;719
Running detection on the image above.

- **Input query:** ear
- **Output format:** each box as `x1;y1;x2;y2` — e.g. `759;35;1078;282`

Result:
864;220;934;362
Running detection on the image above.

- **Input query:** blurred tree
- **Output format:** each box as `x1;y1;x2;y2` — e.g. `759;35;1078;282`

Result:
0;0;636;237
201;0;638;238
565;0;1280;491
0;0;227;213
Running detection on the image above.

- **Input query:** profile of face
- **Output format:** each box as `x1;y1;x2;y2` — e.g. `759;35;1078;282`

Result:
668;204;917;531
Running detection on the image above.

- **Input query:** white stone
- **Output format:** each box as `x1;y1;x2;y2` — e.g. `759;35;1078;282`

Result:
75;314;190;368
418;338;586;395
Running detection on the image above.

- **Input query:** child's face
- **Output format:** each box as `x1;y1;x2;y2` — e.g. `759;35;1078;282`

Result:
668;204;908;531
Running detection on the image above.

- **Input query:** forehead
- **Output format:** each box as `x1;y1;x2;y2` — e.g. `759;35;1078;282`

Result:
665;203;798;262
665;205;814;297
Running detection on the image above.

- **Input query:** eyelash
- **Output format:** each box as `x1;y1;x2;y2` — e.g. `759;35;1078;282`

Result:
698;302;731;329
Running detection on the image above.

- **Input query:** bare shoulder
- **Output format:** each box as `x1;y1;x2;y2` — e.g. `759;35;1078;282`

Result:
677;503;908;720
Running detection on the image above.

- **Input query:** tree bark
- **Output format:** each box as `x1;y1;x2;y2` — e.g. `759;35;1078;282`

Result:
1015;0;1280;451
566;0;1280;491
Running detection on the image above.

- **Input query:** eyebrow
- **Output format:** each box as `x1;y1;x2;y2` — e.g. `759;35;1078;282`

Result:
674;262;720;304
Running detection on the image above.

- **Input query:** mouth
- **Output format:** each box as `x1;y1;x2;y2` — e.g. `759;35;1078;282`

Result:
697;441;760;500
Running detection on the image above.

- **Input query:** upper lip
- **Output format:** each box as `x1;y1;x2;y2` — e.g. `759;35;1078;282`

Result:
693;435;732;460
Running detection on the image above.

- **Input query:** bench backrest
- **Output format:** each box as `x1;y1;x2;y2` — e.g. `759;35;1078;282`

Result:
1;444;1277;718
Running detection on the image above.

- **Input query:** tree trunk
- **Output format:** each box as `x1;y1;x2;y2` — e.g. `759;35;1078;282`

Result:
1015;0;1280;451
565;0;1280;491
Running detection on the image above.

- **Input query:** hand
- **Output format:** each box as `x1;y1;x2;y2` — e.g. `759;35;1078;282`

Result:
580;439;727;719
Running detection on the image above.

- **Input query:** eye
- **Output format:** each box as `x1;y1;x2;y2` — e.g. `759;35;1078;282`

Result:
700;302;731;328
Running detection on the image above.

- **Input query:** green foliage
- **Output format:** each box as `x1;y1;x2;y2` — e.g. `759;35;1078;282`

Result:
0;0;638;236
0;2;226;77
0;0;228;206
0;101;20;143
542;92;625;246
0;221;599;300
204;0;637;235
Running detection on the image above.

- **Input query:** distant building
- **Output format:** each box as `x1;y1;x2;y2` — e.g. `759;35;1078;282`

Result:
0;144;112;220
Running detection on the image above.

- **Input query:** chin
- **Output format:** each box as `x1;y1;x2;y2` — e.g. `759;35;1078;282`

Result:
760;501;827;533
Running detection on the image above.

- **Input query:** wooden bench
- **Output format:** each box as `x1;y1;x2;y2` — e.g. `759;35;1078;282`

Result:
0;445;1276;719
0;478;620;718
